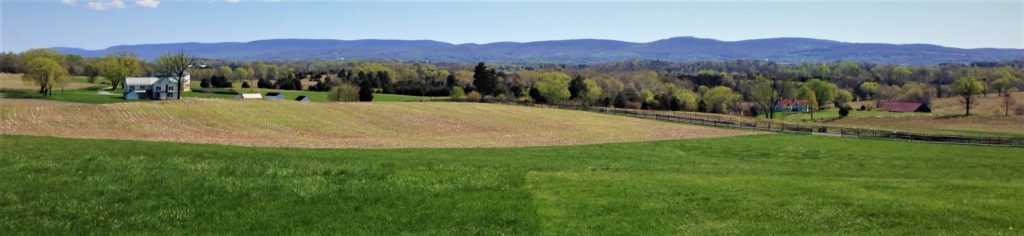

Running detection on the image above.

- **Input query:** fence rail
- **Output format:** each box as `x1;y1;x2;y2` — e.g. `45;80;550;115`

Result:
430;98;1024;147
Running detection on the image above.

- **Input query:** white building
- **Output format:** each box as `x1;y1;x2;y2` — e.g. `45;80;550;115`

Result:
124;77;178;100
123;72;191;100
236;93;263;99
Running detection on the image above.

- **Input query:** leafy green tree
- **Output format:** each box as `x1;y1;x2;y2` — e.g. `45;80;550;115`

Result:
472;62;497;96
217;66;233;81
535;72;571;104
702;86;738;113
234;67;250;83
859;82;880;100
835;89;854;107
23;57;68;96
953;76;984;115
802;79;837;109
98;52;141;90
991;68;1019;97
20;49;64;65
582;79;603;104
675;90;698;111
898;83;931;105
799;86;818;119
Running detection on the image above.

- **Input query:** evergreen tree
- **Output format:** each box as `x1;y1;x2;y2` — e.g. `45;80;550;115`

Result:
358;79;374;102
472;62;497;96
568;75;587;100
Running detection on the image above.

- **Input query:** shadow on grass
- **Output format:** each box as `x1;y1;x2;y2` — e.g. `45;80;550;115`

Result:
0;89;126;104
934;114;970;119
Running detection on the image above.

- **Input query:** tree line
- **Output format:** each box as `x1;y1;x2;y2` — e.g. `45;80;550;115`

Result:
2;49;1021;115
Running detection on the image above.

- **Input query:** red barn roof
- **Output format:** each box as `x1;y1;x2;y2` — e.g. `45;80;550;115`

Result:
882;102;925;112
778;99;807;107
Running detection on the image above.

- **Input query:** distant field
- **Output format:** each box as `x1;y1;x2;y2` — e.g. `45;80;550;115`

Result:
761;92;1024;137
0;99;750;148
1;134;1021;234
771;109;931;122
832;92;1024;137
0;73;99;91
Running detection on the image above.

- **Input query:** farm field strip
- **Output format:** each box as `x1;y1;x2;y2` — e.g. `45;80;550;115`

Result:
0;98;752;148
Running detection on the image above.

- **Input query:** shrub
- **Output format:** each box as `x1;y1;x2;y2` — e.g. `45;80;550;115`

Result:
450;86;466;99
466;91;482;101
200;78;210;88
209;75;232;88
328;83;359;102
241;81;250;88
257;79;274;89
859;105;866;111
838;106;850;117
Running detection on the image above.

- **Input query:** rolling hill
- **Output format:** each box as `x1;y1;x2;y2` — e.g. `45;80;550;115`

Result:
53;37;1024;65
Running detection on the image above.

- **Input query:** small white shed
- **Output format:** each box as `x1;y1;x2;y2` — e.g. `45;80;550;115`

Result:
236;93;263;100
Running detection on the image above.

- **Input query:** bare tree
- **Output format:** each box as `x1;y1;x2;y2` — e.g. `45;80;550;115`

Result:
155;51;194;100
750;75;786;119
954;76;984;116
1004;92;1016;116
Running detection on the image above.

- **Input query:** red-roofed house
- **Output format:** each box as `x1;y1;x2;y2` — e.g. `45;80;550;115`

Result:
881;102;930;113
773;99;810;112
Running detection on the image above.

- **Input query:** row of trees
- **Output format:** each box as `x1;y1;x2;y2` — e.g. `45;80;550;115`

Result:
3;49;1020;114
6;49;192;98
183;59;1018;116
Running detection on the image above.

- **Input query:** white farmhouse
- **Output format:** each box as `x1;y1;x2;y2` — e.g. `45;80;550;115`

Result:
123;72;191;100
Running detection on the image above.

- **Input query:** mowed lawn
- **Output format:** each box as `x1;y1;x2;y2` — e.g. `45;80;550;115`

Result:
1;134;1021;234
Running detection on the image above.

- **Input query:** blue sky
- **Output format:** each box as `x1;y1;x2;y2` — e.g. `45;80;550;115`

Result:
2;0;1022;52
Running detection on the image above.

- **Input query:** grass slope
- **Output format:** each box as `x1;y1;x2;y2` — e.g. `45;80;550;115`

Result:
0;134;1021;234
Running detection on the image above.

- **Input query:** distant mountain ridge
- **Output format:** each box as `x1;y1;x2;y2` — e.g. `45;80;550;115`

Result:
52;37;1024;65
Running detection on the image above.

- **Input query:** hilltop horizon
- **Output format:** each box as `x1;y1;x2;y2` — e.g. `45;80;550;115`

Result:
51;36;1024;65
49;36;1024;52
4;1;1022;52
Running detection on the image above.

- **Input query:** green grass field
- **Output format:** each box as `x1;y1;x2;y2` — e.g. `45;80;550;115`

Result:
0;87;123;104
1;134;1021;234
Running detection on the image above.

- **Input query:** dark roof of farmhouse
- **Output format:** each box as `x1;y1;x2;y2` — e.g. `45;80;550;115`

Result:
266;92;282;96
